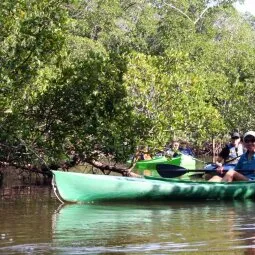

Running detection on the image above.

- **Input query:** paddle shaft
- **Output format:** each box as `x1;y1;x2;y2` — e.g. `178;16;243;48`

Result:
156;165;253;178
156;154;243;178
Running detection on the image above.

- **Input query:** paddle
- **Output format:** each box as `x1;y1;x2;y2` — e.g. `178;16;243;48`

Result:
156;164;223;178
156;155;243;178
156;164;255;178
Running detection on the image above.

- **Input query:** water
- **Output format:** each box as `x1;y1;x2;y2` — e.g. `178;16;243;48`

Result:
1;188;255;254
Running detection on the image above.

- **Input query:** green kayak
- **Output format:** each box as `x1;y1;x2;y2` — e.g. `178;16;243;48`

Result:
133;156;181;170
52;170;255;203
130;155;196;177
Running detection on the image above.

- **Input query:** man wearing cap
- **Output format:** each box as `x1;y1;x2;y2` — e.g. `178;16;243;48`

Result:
209;131;255;182
204;132;244;180
216;132;244;167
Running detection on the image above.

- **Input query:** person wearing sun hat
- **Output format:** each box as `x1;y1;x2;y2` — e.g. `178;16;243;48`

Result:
209;131;255;182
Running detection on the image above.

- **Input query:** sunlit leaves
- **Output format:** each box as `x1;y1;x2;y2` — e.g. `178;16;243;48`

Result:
124;49;226;148
1;0;255;168
0;0;69;116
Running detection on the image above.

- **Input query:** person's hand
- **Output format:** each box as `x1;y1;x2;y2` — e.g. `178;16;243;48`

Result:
215;163;224;174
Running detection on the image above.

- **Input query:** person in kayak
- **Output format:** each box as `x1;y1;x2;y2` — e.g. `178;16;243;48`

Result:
166;140;194;157
179;141;194;156
215;132;244;171
136;145;152;160
204;132;244;180
165;140;180;157
209;131;255;182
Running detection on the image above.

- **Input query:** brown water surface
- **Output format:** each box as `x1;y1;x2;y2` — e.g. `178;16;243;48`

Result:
0;187;255;254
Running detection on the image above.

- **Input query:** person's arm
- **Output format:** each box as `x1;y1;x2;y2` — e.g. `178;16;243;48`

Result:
234;156;243;171
215;146;230;174
215;155;224;166
214;156;225;174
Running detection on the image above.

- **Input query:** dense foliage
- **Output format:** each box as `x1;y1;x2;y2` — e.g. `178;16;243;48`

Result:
1;0;254;175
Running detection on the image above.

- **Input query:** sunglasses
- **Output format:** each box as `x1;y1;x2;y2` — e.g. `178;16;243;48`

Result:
231;136;239;139
244;139;255;143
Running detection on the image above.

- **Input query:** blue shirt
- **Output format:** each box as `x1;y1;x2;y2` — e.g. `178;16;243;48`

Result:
235;152;255;179
179;148;194;157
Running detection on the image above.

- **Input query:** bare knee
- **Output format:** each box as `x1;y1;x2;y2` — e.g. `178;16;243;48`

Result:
225;170;236;178
208;176;222;182
222;170;237;182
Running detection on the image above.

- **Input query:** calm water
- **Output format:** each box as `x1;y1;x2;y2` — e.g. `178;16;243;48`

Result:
1;188;255;255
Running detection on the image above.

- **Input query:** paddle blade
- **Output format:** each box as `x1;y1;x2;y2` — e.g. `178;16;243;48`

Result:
156;164;187;178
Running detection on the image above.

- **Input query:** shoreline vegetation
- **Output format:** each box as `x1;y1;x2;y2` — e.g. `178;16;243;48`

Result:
0;140;224;192
1;1;254;194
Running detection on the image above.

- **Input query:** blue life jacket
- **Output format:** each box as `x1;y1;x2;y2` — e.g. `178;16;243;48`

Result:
179;148;193;156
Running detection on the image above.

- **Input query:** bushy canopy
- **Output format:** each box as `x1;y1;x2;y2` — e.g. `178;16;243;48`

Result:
1;0;254;172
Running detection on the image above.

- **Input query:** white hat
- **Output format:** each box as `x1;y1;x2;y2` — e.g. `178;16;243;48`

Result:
244;131;255;139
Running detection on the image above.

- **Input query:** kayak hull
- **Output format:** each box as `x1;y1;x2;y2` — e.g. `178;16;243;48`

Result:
52;171;255;203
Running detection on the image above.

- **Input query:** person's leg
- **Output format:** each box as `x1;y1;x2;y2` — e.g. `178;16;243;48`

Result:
208;176;222;182
221;170;249;182
233;172;249;181
203;173;213;180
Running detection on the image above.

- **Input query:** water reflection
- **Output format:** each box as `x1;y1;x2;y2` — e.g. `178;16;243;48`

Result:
0;192;57;255
231;201;255;255
52;201;255;254
1;194;255;254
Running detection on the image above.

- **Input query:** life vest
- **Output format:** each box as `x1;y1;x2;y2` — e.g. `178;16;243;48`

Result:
226;143;244;163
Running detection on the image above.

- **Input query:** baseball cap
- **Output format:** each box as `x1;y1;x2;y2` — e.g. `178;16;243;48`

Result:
231;132;240;139
243;131;255;139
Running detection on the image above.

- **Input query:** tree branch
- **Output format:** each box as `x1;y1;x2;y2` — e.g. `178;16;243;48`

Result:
86;158;141;177
194;6;211;25
162;1;193;23
162;1;216;25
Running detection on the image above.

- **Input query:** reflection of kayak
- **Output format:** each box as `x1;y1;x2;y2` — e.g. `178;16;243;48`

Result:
53;204;141;244
52;202;255;253
129;155;196;177
52;170;255;203
53;203;161;242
